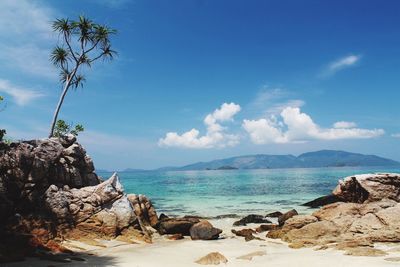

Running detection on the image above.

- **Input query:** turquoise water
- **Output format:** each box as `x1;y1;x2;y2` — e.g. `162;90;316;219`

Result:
98;167;400;217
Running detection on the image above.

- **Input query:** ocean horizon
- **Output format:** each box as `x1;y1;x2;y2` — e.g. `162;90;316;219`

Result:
98;166;400;217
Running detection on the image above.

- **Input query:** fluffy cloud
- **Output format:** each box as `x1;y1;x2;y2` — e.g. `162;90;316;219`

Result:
159;103;241;149
243;107;384;144
333;121;357;129
0;79;44;105
392;133;400;138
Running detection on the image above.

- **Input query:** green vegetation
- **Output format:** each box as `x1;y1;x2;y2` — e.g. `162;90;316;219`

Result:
53;119;84;137
49;15;117;137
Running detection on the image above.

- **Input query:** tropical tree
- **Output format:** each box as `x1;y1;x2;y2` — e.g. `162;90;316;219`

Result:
49;16;117;137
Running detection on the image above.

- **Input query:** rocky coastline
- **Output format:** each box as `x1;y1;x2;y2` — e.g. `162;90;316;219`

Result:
1;138;400;265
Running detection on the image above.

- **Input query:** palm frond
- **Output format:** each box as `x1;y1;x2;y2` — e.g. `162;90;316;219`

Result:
52;18;71;37
72;74;86;88
51;46;70;68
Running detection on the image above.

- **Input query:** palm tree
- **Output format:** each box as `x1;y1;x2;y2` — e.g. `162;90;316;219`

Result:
49;16;117;137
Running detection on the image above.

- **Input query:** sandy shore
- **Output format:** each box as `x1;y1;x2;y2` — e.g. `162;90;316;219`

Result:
4;218;400;267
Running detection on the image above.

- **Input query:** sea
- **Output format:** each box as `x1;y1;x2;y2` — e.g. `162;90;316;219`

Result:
98;166;400;217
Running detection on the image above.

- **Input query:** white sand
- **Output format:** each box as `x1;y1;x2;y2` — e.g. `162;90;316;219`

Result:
5;218;400;267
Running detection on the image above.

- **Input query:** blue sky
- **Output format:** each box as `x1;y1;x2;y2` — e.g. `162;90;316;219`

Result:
1;0;399;170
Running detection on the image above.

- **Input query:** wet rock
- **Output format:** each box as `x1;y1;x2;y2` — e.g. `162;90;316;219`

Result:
190;221;222;240
302;194;340;208
278;209;298;226
195;252;228;265
233;214;271;226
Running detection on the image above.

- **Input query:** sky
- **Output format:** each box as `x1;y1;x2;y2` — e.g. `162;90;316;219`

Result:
0;0;400;170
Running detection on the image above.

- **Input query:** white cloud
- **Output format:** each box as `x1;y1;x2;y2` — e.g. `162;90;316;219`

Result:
333;121;357;129
0;79;44;106
243;107;384;144
321;54;361;77
159;103;241;149
0;0;57;79
392;133;400;138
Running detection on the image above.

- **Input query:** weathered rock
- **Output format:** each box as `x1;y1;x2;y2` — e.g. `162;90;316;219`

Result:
190;221;222;240
0;138;99;224
255;224;279;233
333;173;400;203
195;252;228;265
278;209;298;226
233;214;271;226
127;194;159;228
302;194;340;208
157;217;200;236
281;215;318;232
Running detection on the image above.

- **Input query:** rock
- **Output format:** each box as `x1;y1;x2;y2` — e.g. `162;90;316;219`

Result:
233;214;271;226
281;215;318;232
231;228;262;241
236;251;266;260
266;229;284;239
159;213;169;221
167;233;184;240
256;224;279;233
190;221;222;240
265;211;283;217
283;221;340;246
333;173;400;203
127;194;159;228
344;247;388;257
157;217;200;236
278;209;298;226
385;257;400;262
302;194;340;208
195;252;228;265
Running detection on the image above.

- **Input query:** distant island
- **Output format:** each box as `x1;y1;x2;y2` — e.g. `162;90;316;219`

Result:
152;150;400;171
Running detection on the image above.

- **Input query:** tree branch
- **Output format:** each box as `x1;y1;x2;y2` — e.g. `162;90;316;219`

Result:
64;32;78;63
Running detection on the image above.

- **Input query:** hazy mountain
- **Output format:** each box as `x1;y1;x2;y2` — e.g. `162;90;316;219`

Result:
158;150;400;171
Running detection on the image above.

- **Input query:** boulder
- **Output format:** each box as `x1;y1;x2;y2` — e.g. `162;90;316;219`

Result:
233;214;271;226
333;173;400;203
231;228;262;241
195;252;228;265
190;221;222;240
157;217;200;236
281;215;318;232
278;209;298;226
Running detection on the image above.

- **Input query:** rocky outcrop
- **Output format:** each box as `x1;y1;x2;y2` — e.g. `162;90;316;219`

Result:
333;173;400;203
0;138;158;262
302;194;340;208
0;136;100;223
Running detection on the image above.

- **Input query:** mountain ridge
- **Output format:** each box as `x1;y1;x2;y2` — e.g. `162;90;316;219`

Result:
156;150;400;171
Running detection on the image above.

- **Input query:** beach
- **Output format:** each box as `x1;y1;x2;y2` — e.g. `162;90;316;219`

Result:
7;218;400;267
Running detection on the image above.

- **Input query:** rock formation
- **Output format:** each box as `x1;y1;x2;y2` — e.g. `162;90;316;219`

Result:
0;137;158;263
268;173;400;255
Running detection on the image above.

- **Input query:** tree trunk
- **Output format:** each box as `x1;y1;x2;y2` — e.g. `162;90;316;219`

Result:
48;67;79;137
